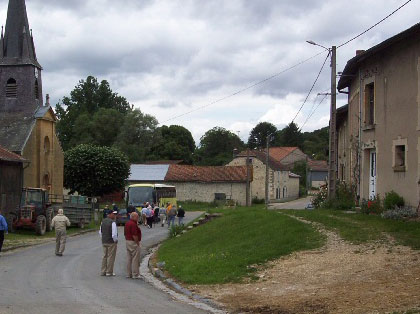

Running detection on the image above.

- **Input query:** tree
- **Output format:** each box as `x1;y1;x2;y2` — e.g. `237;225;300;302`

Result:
274;122;304;148
113;109;159;163
150;125;196;164
302;127;329;160
248;122;277;149
195;127;244;166
56;76;131;150
64;144;130;197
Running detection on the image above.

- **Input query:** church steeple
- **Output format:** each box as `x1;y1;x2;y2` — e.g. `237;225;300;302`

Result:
0;0;41;68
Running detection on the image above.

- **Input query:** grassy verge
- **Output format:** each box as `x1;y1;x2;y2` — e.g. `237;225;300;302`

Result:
284;209;420;249
4;220;100;249
157;205;325;285
177;200;220;212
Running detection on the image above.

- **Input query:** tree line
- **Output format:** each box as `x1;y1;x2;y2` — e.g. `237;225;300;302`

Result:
57;76;329;168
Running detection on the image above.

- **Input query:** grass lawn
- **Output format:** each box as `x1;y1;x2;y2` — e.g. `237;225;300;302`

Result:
157;205;325;285
177;200;220;212
284;209;420;249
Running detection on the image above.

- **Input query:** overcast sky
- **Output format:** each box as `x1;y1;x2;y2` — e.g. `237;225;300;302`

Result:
1;0;419;143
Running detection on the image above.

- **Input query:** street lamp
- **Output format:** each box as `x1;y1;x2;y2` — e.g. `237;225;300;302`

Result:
306;40;337;199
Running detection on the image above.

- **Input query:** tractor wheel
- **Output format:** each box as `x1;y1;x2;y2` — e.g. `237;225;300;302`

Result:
6;213;16;233
46;209;53;232
35;215;47;236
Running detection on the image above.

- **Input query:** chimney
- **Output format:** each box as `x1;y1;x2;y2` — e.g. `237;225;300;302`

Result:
356;50;365;56
45;94;50;107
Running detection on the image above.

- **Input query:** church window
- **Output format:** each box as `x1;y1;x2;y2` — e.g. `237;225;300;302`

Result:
35;79;39;99
6;78;17;98
44;136;50;154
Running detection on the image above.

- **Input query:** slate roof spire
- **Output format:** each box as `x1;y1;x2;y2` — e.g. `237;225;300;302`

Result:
0;0;41;68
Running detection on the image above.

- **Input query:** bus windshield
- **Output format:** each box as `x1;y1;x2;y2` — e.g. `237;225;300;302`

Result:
128;187;154;206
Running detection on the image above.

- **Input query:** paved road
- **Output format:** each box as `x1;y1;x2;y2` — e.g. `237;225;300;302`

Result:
0;212;206;314
268;196;312;210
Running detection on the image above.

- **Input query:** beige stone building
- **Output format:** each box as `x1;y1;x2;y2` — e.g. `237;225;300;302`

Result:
337;23;420;206
228;150;300;202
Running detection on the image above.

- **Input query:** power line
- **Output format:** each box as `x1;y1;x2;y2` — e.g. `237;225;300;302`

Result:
159;51;325;125
337;0;413;48
291;52;330;124
299;93;329;131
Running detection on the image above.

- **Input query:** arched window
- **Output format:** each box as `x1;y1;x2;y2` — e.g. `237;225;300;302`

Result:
283;186;288;198
35;79;39;99
44;136;50;154
6;78;17;98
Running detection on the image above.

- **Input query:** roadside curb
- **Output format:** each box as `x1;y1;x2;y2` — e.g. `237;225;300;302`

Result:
3;228;97;252
140;246;226;314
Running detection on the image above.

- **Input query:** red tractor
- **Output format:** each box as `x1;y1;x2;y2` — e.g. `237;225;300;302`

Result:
8;188;53;235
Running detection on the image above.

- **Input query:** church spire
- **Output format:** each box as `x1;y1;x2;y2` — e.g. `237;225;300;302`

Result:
0;0;41;68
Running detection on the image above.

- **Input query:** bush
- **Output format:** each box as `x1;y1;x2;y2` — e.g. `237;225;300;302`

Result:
383;191;404;210
381;206;417;220
252;197;265;205
311;185;328;209
299;185;307;197
169;224;185;238
360;195;383;214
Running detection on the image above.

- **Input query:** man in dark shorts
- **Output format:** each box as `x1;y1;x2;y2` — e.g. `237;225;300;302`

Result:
124;212;142;279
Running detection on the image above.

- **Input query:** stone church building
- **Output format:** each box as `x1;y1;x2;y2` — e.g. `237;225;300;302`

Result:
0;0;63;196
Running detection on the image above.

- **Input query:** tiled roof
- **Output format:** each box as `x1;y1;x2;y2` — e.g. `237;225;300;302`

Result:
128;164;169;181
308;159;328;172
0;145;26;163
268;147;300;162
236;150;288;171
165;165;250;183
289;172;301;178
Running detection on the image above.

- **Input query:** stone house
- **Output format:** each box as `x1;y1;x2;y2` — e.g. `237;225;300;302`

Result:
227;150;300;202
127;164;251;205
307;160;328;188
268;147;307;169
0;0;64;196
336;23;420;206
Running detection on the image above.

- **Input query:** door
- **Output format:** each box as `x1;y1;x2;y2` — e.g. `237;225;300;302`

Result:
369;150;377;199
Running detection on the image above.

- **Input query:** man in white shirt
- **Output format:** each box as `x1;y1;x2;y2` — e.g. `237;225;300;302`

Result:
99;210;118;276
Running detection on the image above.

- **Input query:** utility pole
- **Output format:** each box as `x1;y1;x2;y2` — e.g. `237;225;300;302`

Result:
328;46;337;199
265;135;270;208
246;148;250;207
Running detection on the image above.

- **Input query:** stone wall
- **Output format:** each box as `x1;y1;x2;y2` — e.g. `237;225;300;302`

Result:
167;181;247;205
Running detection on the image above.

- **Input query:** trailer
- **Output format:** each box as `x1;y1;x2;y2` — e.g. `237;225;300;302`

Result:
50;195;95;229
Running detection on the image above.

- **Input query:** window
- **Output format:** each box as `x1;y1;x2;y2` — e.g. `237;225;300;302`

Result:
364;83;375;126
282;187;287;198
394;145;406;171
214;193;226;201
6;78;17;98
35;79;39;99
276;188;280;199
44;136;50;154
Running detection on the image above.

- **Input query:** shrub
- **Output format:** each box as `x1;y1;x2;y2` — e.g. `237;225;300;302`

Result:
299;185;307;197
316;183;355;210
381;206;417;220
169;224;185;238
360;195;383;214
383;191;404;210
252;197;265;205
311;185;328;209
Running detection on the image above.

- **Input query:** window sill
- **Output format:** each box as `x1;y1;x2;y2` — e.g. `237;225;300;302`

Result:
393;166;406;172
363;124;376;131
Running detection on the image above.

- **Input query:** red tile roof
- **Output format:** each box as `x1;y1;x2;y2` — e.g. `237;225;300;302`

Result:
235;150;289;171
165;165;250;183
268;147;300;161
0;145;26;163
308;159;328;172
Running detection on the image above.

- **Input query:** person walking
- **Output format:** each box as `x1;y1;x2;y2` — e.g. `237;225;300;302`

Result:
177;206;185;226
141;203;147;226
99;210;118;276
51;208;71;256
102;205;110;219
146;206;154;229
0;209;8;256
167;203;177;229
124;212;142;279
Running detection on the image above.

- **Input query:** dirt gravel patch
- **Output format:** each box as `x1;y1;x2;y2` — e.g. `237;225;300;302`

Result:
189;219;420;313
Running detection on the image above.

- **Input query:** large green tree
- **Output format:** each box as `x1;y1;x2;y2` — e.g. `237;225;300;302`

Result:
56;76;131;151
64;144;130;196
302;126;329;160
248;122;277;149
150;125;196;164
274;122;304;148
195;127;244;166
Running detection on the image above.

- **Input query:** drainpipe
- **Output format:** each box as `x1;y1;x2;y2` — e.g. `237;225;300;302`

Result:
358;68;362;203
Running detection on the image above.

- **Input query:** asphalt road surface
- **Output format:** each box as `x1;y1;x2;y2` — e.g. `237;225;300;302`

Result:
0;212;206;314
268;196;312;210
